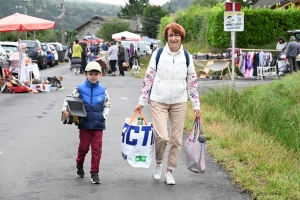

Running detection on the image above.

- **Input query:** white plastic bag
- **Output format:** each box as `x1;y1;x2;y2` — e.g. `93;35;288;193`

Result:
184;117;206;173
121;112;155;168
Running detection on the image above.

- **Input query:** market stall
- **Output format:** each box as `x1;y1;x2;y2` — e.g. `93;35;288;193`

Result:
0;13;57;94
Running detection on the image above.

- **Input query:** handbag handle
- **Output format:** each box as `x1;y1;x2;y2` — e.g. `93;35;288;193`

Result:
129;111;148;125
188;117;201;142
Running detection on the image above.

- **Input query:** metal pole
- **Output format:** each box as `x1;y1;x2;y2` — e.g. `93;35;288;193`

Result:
231;1;236;87
61;0;65;45
33;0;36;40
24;2;27;39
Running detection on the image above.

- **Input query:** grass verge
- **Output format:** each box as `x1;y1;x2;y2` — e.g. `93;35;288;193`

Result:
185;101;300;199
185;73;300;199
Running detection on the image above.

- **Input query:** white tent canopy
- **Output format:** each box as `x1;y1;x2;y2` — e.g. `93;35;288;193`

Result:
112;31;141;41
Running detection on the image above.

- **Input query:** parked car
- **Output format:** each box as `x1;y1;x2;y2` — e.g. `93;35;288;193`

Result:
48;42;66;62
41;42;55;67
0;41;19;54
287;30;300;41
49;44;58;65
0;44;10;76
119;40;147;57
20;39;47;70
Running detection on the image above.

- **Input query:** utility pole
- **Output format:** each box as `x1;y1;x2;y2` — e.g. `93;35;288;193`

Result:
136;15;140;34
33;0;36;40
61;0;66;45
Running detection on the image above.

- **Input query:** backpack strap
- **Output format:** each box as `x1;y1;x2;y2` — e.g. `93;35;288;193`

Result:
155;47;190;71
183;49;190;67
155;47;164;71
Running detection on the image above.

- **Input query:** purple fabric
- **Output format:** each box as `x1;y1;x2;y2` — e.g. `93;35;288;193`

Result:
241;53;247;74
129;46;134;56
247;52;254;69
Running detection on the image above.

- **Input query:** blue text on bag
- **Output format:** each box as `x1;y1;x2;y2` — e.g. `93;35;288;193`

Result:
121;123;154;146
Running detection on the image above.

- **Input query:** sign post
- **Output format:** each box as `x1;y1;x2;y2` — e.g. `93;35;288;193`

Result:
224;1;243;86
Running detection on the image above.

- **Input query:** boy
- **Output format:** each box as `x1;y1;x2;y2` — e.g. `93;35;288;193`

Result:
62;62;111;184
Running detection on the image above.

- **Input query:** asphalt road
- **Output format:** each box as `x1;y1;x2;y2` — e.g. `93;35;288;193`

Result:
0;62;269;200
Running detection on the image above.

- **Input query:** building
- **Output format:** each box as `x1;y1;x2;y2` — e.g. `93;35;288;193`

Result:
253;0;300;9
74;15;141;40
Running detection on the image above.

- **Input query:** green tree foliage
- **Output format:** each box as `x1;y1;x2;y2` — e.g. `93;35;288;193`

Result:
191;0;259;8
158;16;174;43
118;0;150;19
162;0;193;12
96;19;134;41
192;0;224;7
142;5;169;38
163;3;300;48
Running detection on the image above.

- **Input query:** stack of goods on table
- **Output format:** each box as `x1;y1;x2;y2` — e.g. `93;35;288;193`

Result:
0;74;63;94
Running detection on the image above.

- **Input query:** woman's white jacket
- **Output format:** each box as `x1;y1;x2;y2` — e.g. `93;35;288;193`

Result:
138;44;200;110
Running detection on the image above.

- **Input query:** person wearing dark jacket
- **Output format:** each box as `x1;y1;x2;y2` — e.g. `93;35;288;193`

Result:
62;62;111;184
80;38;88;73
117;41;125;76
286;36;300;73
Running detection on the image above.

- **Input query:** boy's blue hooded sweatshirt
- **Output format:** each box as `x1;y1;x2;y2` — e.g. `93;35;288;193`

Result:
77;79;106;130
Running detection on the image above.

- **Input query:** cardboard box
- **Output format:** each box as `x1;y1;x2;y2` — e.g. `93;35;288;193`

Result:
30;84;43;90
42;84;51;92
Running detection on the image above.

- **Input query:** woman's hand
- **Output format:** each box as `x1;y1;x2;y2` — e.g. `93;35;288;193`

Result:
62;110;69;120
195;109;201;118
134;105;144;114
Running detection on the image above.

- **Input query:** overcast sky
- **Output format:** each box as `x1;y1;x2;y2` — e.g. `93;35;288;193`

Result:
78;0;170;6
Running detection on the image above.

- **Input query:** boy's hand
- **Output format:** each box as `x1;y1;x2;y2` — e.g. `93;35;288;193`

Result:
62;110;69;119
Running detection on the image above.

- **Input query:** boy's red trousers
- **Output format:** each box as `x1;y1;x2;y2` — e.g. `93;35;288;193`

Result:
76;129;103;174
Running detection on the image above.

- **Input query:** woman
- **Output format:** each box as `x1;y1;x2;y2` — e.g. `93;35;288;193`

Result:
134;23;201;185
276;37;288;74
276;37;287;53
71;40;83;75
68;41;74;71
129;43;135;57
107;41;118;76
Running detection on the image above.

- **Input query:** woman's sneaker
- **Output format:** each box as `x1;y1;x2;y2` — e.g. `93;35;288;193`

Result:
152;163;162;180
164;172;176;185
91;173;101;184
76;164;84;178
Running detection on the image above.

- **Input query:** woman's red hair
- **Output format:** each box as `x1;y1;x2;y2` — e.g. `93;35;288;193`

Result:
163;23;186;42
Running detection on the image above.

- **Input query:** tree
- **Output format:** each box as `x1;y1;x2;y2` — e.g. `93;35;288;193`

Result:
192;0;224;7
192;0;259;8
142;5;169;38
118;0;150;19
96;19;134;41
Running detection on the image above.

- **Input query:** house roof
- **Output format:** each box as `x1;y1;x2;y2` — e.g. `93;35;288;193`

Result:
74;15;108;30
74;15;139;33
253;0;290;8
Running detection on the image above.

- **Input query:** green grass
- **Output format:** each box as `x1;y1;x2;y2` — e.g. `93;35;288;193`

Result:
129;56;150;78
183;73;300;199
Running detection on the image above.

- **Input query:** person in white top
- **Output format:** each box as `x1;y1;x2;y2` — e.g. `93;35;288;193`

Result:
134;23;201;185
276;37;287;53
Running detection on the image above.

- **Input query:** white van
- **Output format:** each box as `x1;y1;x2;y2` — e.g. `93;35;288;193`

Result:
119;41;147;57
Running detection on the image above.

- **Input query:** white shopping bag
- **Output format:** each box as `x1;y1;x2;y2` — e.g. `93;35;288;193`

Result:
121;112;155;168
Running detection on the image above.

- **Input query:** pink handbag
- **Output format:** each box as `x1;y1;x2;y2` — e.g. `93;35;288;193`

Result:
184;117;206;173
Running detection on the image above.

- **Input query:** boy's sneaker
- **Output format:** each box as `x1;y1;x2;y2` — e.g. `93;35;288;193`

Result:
164;172;176;185
91;173;101;184
76;164;84;178
152;163;162;180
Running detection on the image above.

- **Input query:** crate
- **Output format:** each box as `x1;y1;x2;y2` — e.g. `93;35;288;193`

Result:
66;96;87;117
